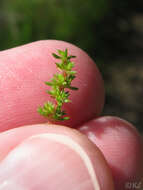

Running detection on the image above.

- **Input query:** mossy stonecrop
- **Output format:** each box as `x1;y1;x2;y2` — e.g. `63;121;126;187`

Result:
38;49;78;121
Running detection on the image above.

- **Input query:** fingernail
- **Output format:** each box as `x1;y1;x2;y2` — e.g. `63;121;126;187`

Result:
0;133;100;190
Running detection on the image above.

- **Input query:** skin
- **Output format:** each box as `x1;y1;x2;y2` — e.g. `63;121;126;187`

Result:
0;40;142;190
0;124;114;190
0;40;104;131
79;116;143;190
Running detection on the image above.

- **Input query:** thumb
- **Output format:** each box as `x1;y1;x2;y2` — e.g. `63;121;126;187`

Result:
0;124;114;190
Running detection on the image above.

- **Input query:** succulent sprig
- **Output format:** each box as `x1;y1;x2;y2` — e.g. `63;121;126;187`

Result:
38;49;78;121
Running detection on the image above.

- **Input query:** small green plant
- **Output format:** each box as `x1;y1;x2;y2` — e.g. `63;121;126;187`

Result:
38;49;78;121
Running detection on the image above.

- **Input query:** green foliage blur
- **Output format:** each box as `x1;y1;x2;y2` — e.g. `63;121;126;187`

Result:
1;0;142;59
0;0;108;55
0;0;143;131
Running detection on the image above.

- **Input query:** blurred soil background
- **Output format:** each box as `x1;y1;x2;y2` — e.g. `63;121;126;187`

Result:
0;0;143;132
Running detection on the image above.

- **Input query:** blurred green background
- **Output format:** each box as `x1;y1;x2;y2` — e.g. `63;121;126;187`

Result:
0;0;143;131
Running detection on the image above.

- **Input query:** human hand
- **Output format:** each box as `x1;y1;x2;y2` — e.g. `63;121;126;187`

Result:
0;40;142;190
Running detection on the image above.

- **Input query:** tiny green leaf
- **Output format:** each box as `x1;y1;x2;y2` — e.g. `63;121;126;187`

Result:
68;55;76;59
52;53;61;59
38;48;78;121
69;86;78;90
57;49;65;57
65;48;68;57
63;117;70;120
45;81;53;86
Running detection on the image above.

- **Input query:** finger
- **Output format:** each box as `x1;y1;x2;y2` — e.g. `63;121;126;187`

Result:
0;124;114;190
79;116;143;190
0;40;104;132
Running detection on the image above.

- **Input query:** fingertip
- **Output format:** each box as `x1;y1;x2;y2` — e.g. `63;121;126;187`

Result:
0;123;114;190
0;40;104;131
79;116;143;190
